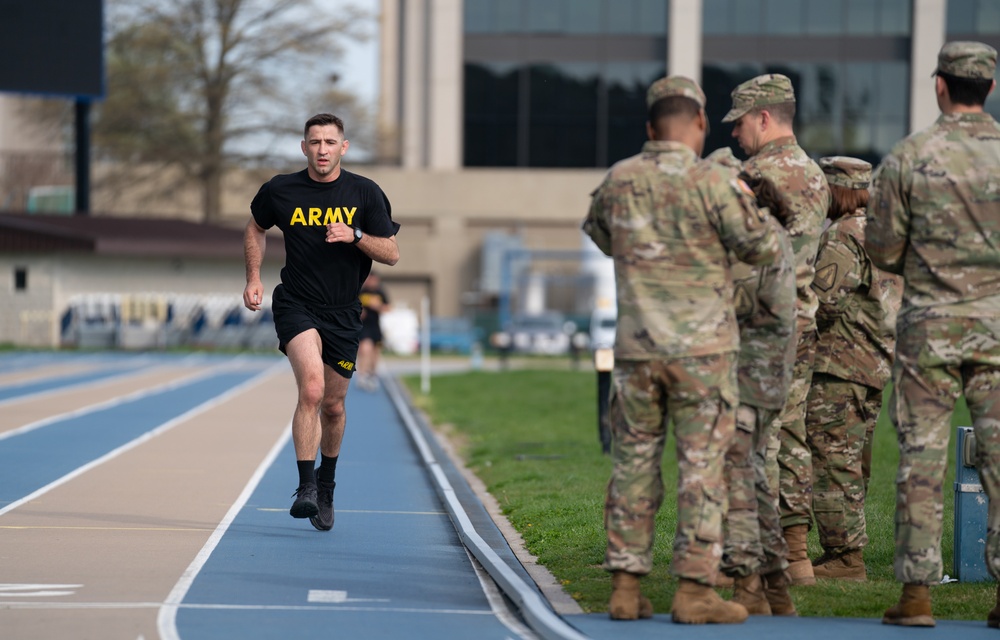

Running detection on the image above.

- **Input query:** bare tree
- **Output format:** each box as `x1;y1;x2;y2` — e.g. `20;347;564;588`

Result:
96;0;370;222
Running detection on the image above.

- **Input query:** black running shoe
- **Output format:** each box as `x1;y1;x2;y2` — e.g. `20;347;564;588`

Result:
310;477;336;531
289;482;318;519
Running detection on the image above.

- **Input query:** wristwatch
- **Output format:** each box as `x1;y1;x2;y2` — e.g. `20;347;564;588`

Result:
352;227;363;244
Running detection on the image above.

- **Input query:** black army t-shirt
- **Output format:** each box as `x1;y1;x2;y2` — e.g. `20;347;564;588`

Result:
251;169;398;307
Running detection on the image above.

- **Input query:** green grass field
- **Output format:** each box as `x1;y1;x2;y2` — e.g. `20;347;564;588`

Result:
401;364;996;619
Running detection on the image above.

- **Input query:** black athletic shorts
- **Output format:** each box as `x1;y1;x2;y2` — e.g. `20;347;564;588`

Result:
359;321;383;344
271;284;363;378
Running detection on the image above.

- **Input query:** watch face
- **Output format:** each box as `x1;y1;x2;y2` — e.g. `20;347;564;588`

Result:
354;227;363;243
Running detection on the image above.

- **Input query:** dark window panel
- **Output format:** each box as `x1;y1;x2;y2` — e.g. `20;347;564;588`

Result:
465;34;666;63
846;0;877;35
765;0;805;35
947;0;977;34
565;0;602;33
496;0;523;32
980;1;1000;34
465;0;493;33
526;0;562;33
464;63;521;166
702;60;909;163
733;0;764;34
15;267;27;291
527;63;600;166
805;0;843;35
703;0;731;35
879;0;911;36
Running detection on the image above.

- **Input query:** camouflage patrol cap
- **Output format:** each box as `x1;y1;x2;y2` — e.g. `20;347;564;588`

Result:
819;156;872;190
646;75;706;109
933;41;998;80
721;74;796;123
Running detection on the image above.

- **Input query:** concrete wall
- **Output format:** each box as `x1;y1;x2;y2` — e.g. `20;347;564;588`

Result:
0;253;283;348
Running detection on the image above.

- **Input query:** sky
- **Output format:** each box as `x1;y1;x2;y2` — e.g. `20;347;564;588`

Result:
332;0;380;107
244;0;381;162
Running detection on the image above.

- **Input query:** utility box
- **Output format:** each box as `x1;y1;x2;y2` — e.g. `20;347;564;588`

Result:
954;427;990;582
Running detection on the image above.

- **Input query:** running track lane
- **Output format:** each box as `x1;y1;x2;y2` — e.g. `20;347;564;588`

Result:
166;372;534;639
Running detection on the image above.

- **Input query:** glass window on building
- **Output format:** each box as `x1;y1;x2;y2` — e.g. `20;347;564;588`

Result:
607;0;669;35
733;0;765;34
845;0;877;35
464;62;521;166
463;0;668;167
805;0;844;36
705;0;909;35
606;61;667;164
465;0;524;33
526;0;562;33
527;63;601;167
565;0;602;33
765;0;805;36
702;60;909;164
948;0;1000;35
879;0;911;35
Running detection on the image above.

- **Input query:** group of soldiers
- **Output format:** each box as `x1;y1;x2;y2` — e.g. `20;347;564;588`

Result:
582;40;1000;628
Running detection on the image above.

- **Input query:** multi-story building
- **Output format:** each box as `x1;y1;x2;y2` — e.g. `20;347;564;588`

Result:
4;1;1000;346
370;0;1000;319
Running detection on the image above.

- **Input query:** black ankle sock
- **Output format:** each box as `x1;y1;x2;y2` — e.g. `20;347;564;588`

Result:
318;454;338;484
297;460;316;486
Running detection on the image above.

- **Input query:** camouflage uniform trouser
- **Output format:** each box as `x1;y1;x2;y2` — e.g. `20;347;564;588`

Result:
890;317;1000;584
721;404;788;577
771;329;817;528
805;373;882;555
604;353;737;584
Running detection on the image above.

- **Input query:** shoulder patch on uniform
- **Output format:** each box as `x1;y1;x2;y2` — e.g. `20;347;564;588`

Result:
813;263;838;292
734;282;755;317
733;178;755;197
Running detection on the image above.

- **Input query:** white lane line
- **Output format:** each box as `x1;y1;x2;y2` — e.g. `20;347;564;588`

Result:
0;363;284;519
157;419;292;640
254;508;447;516
307;590;390;604
0;583;83;597
6;601;498;615
0;359;165;409
0;359;266;443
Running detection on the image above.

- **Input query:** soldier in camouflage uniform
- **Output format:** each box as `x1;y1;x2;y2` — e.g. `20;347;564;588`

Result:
706;148;798;616
583;76;781;625
806;157;903;582
722;74;831;586
867;41;1000;628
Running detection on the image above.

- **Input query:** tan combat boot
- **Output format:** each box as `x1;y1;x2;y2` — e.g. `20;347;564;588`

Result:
783;525;816;586
732;574;771;615
609;571;653;620
812;549;866;581
670;579;748;624
882;583;935;627
988;584;1000;628
762;570;798;616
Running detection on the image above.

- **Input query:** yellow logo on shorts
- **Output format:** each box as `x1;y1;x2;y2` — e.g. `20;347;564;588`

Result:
338;360;355;371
